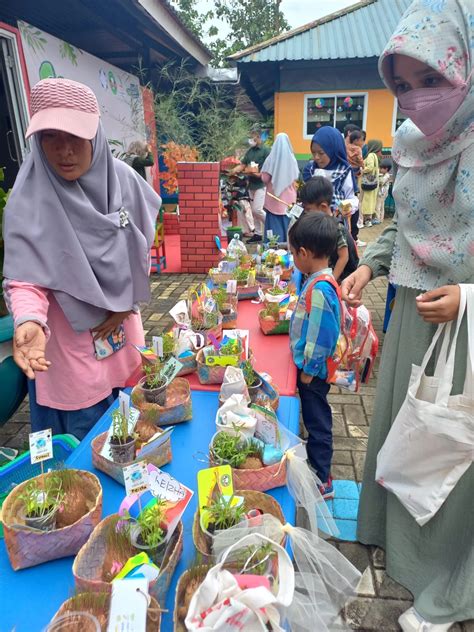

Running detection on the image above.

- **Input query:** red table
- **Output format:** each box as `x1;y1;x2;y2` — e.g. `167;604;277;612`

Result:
127;300;297;396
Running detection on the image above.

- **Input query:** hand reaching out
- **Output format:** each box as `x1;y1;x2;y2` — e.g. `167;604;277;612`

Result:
416;285;460;323
14;321;50;379
340;265;373;307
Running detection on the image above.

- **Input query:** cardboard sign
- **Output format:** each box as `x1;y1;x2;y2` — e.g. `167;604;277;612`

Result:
152;335;163;358
123;461;149;497
226;279;237;294
251;405;280;447
29;429;53;465
160;356;182;384
197;465;234;515
107;577;148;632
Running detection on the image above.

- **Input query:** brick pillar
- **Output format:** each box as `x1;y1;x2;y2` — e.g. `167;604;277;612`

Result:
177;162;220;273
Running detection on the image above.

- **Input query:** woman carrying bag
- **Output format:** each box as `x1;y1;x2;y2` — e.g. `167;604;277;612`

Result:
342;1;473;630
360;139;383;227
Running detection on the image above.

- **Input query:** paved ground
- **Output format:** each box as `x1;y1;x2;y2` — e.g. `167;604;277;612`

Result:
2;220;473;631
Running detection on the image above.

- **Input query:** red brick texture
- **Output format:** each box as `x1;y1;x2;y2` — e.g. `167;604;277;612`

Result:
163;212;179;235
177;162;221;273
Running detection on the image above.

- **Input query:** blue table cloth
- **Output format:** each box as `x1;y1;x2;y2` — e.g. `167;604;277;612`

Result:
0;390;300;632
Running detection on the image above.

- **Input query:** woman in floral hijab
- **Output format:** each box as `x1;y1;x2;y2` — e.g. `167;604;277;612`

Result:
342;1;473;630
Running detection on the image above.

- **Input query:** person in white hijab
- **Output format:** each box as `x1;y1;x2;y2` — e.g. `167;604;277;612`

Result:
261;133;300;243
342;1;473;630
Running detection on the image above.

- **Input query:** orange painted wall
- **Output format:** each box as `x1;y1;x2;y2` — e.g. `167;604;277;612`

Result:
275;89;396;158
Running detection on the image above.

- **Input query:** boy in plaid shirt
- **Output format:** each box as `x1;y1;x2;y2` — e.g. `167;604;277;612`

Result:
289;212;341;498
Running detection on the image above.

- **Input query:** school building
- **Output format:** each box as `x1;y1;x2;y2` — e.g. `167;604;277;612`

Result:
229;0;412;160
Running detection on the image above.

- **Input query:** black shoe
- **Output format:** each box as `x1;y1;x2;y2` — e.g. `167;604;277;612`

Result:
246;234;262;243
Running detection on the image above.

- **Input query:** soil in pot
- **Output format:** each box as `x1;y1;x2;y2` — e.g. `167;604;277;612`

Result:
109;437;136;464
238;455;264;470
177;574;205;622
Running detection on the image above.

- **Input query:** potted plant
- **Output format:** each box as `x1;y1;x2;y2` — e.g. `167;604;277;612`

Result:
206;494;246;536
267;234;280;249
242;360;263;402
109;409;136;464
138;363;169;406
210;431;263;470
127;498;168;564
161;331;176;361
212;287;233;316
233;267;250;288
17;475;64;531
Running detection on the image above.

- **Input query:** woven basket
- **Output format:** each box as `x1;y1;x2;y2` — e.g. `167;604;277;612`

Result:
131;377;193;426
73;515;183;607
51;593;162;631
192;490;285;561
232;459;287;493
209;271;232;285
196;349;228;385
2;469;102;570
221;309;237;329
174;566;211;632
91;431;172;486
258;310;290;335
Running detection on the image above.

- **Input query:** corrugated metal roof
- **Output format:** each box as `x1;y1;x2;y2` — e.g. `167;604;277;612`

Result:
229;0;412;63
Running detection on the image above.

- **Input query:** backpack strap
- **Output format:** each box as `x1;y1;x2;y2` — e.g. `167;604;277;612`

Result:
304;274;341;314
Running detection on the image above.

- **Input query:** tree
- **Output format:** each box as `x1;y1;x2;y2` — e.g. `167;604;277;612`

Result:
171;0;289;65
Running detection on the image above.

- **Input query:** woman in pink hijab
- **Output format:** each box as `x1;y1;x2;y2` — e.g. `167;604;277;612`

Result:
3;78;160;439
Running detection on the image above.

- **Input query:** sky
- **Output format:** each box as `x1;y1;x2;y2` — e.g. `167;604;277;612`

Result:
193;0;360;39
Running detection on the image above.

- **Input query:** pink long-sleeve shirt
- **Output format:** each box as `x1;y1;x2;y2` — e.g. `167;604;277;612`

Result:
5;280;143;410
261;173;297;215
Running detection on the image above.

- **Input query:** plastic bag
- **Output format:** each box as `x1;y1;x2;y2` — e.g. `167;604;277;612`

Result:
215;394;256;437
211;516;360;632
220;367;250;402
185;533;293;631
227;234;248;258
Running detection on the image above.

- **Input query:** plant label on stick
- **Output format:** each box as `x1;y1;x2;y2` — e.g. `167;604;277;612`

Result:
266;229;273;239
29;429;53;465
118;390;130;421
123;461;149;497
226;279;237;294
107;577;148;632
152;335;164;358
160;356;182;384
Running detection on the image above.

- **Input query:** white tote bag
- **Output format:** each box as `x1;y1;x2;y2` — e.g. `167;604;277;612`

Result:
375;284;474;526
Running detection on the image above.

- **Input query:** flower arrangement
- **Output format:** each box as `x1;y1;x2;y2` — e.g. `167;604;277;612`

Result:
160;142;199;195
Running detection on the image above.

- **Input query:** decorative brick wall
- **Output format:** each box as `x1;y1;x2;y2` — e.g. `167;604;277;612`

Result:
177;162;221;273
163;212;179;235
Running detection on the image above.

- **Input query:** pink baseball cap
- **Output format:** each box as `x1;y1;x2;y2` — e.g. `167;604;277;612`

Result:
26;78;100;140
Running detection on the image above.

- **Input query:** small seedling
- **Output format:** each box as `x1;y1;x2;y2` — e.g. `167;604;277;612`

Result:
143;363;167;389
134;498;167;548
207;494;246;531
18;476;64;519
111;409;132;445
211;432;248;468
241;360;259;387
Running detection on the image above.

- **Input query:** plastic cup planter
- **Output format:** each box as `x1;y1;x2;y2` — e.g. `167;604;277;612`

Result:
138;373;170;406
109;409;137;465
44;611;101;632
17;476;64;532
124;500;169;566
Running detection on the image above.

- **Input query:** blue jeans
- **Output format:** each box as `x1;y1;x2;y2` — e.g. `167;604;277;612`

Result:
297;370;333;482
28;380;119;441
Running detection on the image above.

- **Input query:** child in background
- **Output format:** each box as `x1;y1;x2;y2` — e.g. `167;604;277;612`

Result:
373;158;392;225
288;212;341;498
289;176;359;282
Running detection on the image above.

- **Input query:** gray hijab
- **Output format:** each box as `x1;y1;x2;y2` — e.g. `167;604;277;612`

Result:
3;123;161;332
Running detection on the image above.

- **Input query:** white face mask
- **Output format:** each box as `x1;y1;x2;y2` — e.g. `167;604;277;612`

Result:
248;138;257;146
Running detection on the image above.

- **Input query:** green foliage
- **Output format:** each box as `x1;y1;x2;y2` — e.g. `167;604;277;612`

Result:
241;360;259;387
111;410;130;443
18;22;47;53
212;287;228;311
233;267;250;284
18;476;64;518
267;234;280;249
219;338;241;357
234;541;274;575
211;431;248;468
59;41;81;66
135;499;167;548
152;60;253;160
207;494;246;530
143;363;166;389
170;0;289;65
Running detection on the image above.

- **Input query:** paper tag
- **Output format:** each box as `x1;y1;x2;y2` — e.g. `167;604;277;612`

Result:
119;391;131;421
266;229;273;239
252;406;280;447
160;356;182;384
226;279;237;294
29;429;53;465
136;427;174;459
203;297;216;313
169;300;190;326
107;578;148;632
274;265;283;276
123;461;149;497
152;336;164;358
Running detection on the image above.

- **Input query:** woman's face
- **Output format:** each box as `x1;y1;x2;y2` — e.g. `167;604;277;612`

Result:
392;54;453;95
40;130;93;181
311;143;330;168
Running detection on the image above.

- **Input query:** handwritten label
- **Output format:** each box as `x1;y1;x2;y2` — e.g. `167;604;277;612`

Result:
160;356;182;384
253;406;280;447
29;429;53;465
266;229;274;239
226;279;237;294
152;336;164;358
123;461;149;497
107;578;148;632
